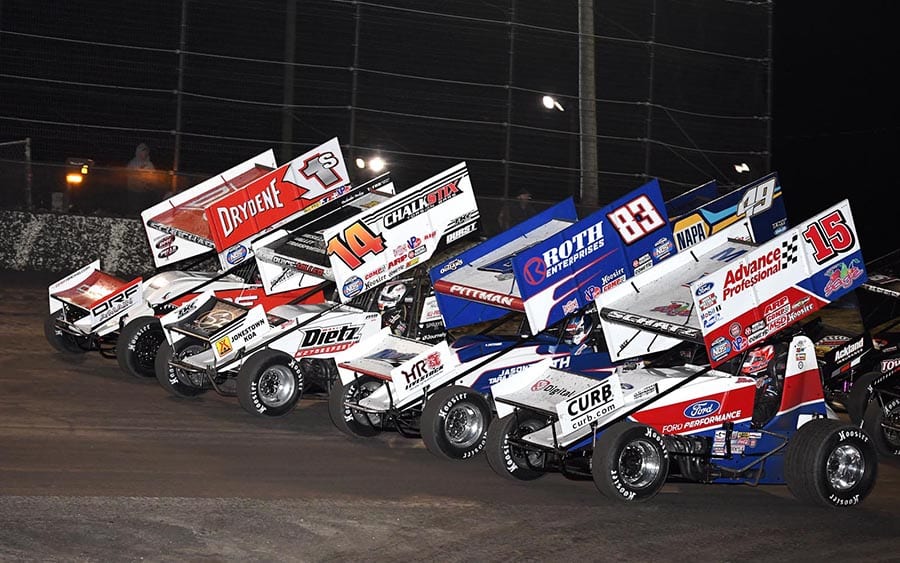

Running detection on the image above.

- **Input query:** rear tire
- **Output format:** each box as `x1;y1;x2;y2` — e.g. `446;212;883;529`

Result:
237;349;303;417
846;371;880;425
155;339;208;398
116;316;164;379
592;422;669;502
485;412;547;481
44;315;88;355
862;398;900;457
420;385;491;461
785;418;878;507
328;376;383;438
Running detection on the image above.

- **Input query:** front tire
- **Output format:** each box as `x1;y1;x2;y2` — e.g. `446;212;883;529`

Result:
592;422;669;502
116;316;164;379
862;398;900;457
155;339;208;398
237;350;303;417
44;315;88;355
421;385;492;461
328;376;383;438
485;412;547;481
785;418;878;507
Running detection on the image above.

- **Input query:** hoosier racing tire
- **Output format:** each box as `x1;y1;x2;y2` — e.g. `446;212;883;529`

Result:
785;418;878;507
846;371;881;425
485;412;547;481
592;422;669;502
863;398;900;457
44;315;89;355
237;350;303;418
328;376;382;438
116;316;164;379
155;339;208;398
421;385;491;461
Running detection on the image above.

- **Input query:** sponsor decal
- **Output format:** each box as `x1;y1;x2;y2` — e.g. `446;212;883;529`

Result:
710;336;731;361
881;357;900;373
215;336;233;356
342;276;364;298
399;351;444;391
383;181;461;229
446;222;478;243
155;233;176;249
723;248;782;301
226;244;248;265
684;400;721;419
663;408;742;433
584;285;601;301
834;337;866;364
823;260;865;297
444;284;519;308
651;301;691;317
563;379;619;430
215;180;285;239
296;324;363;357
695;282;714;297
674;216;709;251
439;258;463;274
604;309;703;340
91;282;141;323
157;245;178;259
562;298;579;315
524;222;605;286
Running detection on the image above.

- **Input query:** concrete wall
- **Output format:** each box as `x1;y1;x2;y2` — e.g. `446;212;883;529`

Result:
0;210;154;278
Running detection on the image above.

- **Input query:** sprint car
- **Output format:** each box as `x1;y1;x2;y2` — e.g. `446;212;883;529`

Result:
329;173;791;461
154;161;482;417
483;199;878;507
45;138;360;379
847;249;900;456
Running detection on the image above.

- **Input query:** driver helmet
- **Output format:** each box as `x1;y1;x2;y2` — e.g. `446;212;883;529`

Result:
741;345;775;376
563;314;593;346
377;281;408;311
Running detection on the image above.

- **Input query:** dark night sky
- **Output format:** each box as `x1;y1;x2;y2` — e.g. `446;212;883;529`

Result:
772;2;898;260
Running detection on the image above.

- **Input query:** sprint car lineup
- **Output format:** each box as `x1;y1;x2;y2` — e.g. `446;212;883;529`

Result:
44;140;893;508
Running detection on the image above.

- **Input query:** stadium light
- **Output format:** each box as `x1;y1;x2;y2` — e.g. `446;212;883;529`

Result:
542;95;565;112
734;162;750;173
355;155;386;172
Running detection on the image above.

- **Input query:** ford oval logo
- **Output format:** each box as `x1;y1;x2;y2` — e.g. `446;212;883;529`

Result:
684;400;720;419
695;282;714;297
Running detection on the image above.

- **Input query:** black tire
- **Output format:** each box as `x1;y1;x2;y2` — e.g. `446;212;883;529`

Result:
784;418;878;507
237;349;303;417
485;412;547;481
592;422;669;502
300;357;338;393
155;338;208;398
421;385;492;461
862;398;900;457
44;315;88;355
846;371;880;425
328;376;383;438
116;316;164;379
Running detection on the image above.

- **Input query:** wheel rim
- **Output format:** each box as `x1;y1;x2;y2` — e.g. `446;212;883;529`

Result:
826;443;865;491
445;403;484;447
174;344;206;387
883;404;900;448
134;330;164;370
618;438;663;489
350;381;382;426
509;419;545;470
257;365;296;407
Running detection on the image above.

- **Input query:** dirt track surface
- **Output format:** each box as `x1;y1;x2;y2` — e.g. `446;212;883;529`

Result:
3;270;900;562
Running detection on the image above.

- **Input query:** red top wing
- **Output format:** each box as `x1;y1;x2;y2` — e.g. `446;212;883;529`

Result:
146;165;273;246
